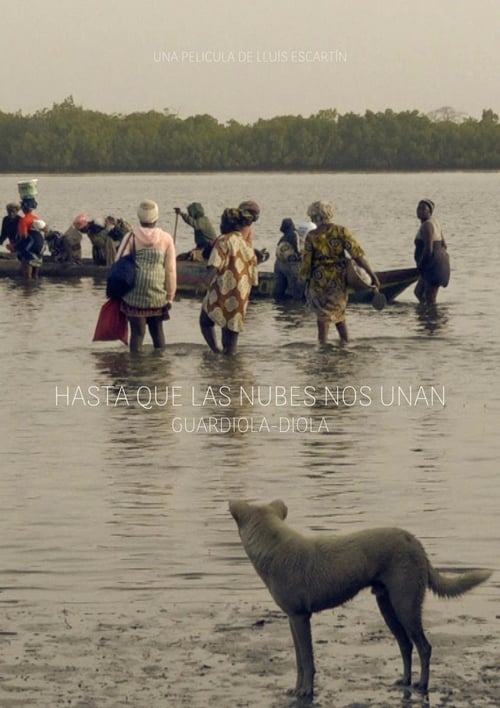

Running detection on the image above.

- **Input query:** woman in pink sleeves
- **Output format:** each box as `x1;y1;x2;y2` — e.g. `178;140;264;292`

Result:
116;199;176;352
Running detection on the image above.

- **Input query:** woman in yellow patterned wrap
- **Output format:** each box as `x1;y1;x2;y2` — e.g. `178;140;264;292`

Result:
300;201;379;344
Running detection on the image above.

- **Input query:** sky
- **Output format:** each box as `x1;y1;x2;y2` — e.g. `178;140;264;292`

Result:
2;0;499;123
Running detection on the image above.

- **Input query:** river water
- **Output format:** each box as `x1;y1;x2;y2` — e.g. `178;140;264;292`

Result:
0;172;498;707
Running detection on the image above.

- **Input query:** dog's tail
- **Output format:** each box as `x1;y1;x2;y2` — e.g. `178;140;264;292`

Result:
428;565;491;598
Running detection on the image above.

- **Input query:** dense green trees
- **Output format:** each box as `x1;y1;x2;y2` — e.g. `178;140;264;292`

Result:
0;97;499;172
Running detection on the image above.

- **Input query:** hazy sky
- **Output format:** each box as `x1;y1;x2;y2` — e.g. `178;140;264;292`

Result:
3;0;499;122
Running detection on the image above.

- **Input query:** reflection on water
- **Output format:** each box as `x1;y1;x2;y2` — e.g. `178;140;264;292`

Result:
415;303;450;335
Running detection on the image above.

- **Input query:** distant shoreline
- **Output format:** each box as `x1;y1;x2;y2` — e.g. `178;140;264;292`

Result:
1;99;499;172
1;168;499;175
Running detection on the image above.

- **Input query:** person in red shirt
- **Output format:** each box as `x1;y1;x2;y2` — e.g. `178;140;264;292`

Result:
17;197;39;238
16;219;46;279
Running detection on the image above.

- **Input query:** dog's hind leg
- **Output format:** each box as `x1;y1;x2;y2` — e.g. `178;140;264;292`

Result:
374;585;413;686
388;590;432;692
408;628;431;692
288;613;315;697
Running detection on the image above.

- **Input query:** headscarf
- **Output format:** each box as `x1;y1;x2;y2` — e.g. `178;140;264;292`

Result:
220;207;255;234
297;221;316;238
187;202;205;218
280;218;295;234
307;201;335;225
419;199;435;213
238;200;260;223
73;213;90;230
137;200;159;225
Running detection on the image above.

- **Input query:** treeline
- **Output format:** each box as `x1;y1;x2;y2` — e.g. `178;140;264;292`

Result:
1;97;500;172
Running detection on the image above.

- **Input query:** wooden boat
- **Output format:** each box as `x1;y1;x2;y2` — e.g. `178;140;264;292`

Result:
0;254;418;303
173;260;418;303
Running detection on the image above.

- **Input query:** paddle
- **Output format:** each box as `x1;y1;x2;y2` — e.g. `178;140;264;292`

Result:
173;208;180;244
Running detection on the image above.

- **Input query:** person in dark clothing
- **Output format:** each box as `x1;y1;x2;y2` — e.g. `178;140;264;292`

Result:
273;218;304;300
414;199;450;305
175;202;216;258
105;217;132;265
278;218;300;256
0;203;21;250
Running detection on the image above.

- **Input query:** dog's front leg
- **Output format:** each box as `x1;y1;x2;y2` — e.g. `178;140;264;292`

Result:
288;613;315;697
288;615;304;694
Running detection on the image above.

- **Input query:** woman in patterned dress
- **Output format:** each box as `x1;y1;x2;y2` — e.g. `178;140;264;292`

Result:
299;201;379;344
117;200;177;352
199;207;258;355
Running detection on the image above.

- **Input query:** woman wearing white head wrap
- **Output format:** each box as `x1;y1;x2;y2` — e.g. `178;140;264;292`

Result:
117;200;177;352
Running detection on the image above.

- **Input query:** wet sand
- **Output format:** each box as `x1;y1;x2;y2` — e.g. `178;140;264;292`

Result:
1;587;498;708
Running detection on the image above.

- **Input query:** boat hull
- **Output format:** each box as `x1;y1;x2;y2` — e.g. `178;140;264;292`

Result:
0;255;418;303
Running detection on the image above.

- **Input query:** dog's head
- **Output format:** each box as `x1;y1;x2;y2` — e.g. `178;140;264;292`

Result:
228;499;288;527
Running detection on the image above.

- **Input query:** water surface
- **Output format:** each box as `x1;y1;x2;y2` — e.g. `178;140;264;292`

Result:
0;172;497;706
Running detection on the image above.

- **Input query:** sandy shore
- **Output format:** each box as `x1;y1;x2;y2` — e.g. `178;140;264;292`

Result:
0;586;498;708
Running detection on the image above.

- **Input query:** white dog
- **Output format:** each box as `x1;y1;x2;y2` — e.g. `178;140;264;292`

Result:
229;499;491;698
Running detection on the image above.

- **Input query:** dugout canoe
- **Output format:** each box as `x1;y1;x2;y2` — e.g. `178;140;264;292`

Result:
0;255;418;303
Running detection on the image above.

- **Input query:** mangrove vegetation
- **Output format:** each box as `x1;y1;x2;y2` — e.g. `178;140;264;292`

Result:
1;97;499;172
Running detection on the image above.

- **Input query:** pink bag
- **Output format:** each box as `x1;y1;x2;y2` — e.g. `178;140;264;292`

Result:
93;299;129;345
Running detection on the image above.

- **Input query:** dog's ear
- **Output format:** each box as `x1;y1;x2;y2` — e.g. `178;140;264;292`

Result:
269;499;287;520
228;499;249;523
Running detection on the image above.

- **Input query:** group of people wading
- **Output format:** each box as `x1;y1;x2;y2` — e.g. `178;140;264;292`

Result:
0;198;131;275
272;198;450;343
109;198;263;355
1;192;450;354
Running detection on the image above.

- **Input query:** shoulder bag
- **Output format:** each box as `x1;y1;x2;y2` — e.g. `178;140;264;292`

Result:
106;232;137;299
